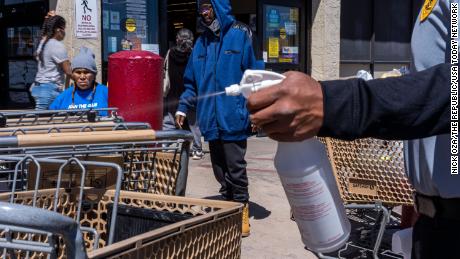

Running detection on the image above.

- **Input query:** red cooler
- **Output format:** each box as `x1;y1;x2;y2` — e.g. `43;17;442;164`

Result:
108;51;163;130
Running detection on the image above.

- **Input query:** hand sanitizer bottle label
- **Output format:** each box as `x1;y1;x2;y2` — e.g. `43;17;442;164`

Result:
280;169;346;246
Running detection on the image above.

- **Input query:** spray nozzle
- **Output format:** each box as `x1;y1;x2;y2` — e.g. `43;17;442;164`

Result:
225;70;286;98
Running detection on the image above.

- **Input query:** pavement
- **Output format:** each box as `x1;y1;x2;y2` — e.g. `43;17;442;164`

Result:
185;136;318;259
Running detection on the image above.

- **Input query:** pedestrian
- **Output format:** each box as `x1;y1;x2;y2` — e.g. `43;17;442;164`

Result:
247;1;458;257
31;14;72;110
175;0;264;237
49;47;108;116
162;28;204;160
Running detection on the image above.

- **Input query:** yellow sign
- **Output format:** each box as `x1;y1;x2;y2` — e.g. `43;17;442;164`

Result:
268;38;279;58
420;0;438;22
280;28;286;40
125;18;137;32
290;8;299;22
279;58;293;63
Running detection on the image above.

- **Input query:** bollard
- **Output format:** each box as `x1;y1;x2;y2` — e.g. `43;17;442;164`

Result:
108;51;163;130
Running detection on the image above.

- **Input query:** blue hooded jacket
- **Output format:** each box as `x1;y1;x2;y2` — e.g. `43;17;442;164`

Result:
177;0;264;141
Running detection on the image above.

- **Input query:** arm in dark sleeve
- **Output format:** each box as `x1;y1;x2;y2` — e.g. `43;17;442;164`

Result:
318;63;451;140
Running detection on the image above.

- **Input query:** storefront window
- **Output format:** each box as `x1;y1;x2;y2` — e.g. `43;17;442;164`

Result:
262;5;300;64
102;0;160;62
4;0;42;5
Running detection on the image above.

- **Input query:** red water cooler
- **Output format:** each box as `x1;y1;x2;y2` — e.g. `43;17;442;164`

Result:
108;51;163;130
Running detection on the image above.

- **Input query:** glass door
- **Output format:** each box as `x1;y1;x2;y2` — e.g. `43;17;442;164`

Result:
0;0;48;109
257;0;306;73
101;0;160;82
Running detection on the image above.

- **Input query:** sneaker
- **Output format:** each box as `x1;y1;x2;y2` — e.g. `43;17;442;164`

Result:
192;151;204;160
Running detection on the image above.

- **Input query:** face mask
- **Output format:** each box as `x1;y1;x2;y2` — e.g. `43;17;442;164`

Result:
206;19;220;35
176;39;193;53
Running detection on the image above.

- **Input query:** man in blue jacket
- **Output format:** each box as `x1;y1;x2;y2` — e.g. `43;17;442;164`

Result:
175;0;263;237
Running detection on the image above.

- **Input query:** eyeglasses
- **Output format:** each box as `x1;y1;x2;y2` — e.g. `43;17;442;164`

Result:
199;5;212;15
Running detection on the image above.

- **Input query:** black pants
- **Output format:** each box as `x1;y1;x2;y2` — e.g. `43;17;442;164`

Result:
412;214;460;259
209;140;249;203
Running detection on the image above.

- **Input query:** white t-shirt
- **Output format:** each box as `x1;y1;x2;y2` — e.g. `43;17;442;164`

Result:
34;39;68;86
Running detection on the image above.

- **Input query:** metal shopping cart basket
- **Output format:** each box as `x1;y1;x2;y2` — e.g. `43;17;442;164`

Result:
0;108;121;128
0;121;150;137
0;129;194;196
317;138;415;259
0;155;243;258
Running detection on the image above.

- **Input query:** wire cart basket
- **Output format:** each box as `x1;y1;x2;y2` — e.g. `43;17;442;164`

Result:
0;129;194;196
317;138;415;259
0;155;243;259
0;108;122;128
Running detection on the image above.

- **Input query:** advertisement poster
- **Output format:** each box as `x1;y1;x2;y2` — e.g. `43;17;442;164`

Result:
264;5;300;65
268;38;279;58
75;0;98;38
108;36;117;53
267;8;280;28
285;22;297;35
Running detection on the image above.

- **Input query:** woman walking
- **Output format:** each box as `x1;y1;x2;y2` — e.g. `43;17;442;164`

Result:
31;14;72;109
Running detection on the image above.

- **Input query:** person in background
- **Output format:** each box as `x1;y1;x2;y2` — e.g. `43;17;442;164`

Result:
50;47;108;116
162;28;204;160
175;0;264;237
31;14;72;109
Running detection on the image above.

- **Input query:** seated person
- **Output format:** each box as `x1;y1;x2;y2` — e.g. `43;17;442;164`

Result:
50;47;108;116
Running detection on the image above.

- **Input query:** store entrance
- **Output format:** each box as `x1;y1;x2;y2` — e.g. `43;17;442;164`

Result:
0;0;48;109
166;0;197;50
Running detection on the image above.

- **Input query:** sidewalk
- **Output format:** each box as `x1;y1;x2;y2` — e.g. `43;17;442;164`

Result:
185;136;317;259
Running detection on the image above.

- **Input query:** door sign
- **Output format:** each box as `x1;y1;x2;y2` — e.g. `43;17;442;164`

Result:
75;0;99;38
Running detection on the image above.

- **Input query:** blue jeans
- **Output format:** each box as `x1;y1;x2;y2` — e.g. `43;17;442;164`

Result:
30;83;61;110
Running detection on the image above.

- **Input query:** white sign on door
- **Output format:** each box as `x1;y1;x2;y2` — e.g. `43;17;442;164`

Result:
75;0;98;38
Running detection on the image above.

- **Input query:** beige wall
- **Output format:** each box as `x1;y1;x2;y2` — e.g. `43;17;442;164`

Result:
309;0;341;81
52;0;103;82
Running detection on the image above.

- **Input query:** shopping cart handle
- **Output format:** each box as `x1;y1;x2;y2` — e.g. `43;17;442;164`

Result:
14;129;157;147
0;202;87;258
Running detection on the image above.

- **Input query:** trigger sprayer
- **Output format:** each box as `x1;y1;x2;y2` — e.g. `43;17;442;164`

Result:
225;70;286;98
226;70;351;253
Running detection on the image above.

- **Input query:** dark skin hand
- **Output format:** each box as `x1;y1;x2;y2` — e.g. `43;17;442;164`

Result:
247;71;324;142
175;114;185;129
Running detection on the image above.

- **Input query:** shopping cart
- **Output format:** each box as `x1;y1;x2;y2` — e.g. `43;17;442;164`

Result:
0;122;150;136
0;108;121;128
0;155;243;259
318;138;414;259
0;129;194;196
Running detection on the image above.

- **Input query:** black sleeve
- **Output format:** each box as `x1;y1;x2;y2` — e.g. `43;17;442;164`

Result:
318;63;451;140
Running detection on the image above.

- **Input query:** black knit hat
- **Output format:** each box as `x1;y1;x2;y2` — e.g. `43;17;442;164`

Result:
199;0;211;7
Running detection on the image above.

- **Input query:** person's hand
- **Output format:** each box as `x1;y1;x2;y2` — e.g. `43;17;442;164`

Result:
175;114;185;129
247;71;324;142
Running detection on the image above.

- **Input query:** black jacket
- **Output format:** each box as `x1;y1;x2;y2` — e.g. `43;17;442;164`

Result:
164;48;191;115
318;63;452;140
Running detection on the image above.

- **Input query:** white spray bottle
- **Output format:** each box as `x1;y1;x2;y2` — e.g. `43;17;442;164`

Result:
226;70;351;253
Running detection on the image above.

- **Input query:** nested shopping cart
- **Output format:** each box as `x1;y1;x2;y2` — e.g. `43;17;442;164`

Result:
0;121;150;137
0;108;121;128
0;129;194;196
317;138;414;259
0;155;243;258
